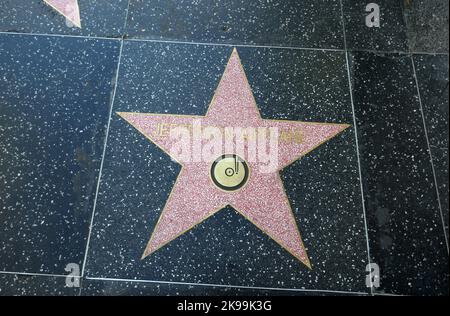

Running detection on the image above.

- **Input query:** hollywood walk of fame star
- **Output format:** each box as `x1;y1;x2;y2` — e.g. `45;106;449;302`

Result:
44;0;81;28
118;48;350;269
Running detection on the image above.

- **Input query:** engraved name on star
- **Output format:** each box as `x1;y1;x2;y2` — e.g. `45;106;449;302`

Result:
118;48;350;268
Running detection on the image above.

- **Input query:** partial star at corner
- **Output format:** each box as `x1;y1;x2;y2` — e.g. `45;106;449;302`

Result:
44;0;81;28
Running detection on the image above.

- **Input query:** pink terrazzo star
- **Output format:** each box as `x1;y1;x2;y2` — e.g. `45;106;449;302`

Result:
118;49;350;268
44;0;81;28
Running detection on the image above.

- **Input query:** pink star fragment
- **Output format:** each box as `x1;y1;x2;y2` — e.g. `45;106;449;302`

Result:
44;0;81;28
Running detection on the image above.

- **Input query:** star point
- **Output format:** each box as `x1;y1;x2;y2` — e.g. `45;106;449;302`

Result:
44;0;81;28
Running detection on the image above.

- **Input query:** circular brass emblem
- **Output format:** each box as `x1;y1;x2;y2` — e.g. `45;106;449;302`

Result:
211;154;249;192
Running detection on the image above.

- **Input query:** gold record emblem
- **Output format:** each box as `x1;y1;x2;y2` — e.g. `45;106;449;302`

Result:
211;154;249;192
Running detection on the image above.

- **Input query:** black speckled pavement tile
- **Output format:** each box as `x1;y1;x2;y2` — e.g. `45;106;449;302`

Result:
349;51;449;295
0;34;120;274
81;279;366;296
0;274;79;296
83;41;370;293
413;55;449;153
431;148;449;241
413;54;449;239
125;0;344;49
342;0;408;52
403;0;449;53
0;0;128;38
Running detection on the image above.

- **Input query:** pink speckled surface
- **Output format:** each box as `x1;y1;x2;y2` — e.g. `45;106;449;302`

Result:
44;0;81;28
118;49;349;268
